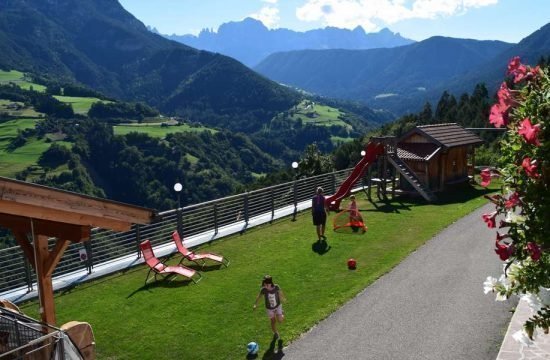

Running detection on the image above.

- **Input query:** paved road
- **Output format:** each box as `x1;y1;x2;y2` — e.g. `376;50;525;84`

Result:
283;203;517;360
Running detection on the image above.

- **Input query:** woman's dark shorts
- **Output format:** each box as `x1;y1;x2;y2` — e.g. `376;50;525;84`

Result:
312;211;326;226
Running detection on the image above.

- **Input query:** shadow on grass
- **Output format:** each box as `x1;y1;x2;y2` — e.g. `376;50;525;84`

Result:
48;265;146;300
173;262;223;273
436;184;494;204
247;335;283;360
363;184;495;212
364;199;413;213
126;277;194;298
311;239;331;255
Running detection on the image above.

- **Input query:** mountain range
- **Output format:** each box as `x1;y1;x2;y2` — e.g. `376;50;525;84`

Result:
163;17;415;67
0;0;299;132
254;23;550;115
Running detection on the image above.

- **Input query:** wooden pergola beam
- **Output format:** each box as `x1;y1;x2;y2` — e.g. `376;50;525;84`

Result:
0;200;135;232
0;177;154;229
44;239;70;278
13;230;35;270
0;176;156;326
0;213;91;242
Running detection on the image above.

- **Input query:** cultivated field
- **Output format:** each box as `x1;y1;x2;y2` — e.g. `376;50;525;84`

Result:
114;122;217;137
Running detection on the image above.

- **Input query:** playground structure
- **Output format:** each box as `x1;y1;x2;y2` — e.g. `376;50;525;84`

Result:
326;123;484;210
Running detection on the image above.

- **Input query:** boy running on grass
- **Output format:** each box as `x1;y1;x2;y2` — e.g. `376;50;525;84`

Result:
253;275;286;339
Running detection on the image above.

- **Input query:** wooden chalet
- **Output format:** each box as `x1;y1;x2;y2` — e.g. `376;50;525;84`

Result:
396;123;484;192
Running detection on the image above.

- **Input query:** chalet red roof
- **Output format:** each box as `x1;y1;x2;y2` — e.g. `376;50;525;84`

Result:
400;123;484;148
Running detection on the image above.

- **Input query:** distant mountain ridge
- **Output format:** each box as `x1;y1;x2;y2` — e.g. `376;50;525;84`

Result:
255;35;514;114
0;0;299;132
165;17;415;67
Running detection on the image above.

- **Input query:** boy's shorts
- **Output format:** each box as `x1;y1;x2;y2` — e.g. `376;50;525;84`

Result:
266;305;283;318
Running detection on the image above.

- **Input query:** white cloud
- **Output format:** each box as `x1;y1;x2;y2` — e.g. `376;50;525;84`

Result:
250;6;280;28
296;0;498;31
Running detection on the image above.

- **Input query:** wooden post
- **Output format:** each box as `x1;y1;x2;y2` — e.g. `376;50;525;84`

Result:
367;166;372;201
391;166;396;199
34;234;56;326
425;162;429;189
382;153;388;199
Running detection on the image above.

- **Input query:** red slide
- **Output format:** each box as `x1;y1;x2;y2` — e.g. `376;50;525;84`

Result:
325;141;384;211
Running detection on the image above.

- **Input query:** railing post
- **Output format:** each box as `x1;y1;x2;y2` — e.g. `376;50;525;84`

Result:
292;179;297;221
177;208;184;239
84;238;93;274
23;253;33;292
244;192;249;225
270;188;275;223
135;225;141;258
214;203;219;235
331;173;336;194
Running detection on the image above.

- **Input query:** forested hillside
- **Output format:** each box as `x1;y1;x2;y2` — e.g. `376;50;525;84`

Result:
0;69;389;213
255;36;512;115
256;23;550;116
0;0;300;132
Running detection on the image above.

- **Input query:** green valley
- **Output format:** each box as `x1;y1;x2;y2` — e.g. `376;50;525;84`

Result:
114;121;217;137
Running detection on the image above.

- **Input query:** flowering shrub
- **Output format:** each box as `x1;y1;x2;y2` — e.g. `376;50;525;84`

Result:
482;56;549;343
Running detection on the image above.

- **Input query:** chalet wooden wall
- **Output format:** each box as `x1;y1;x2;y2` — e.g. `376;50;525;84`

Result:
443;147;469;184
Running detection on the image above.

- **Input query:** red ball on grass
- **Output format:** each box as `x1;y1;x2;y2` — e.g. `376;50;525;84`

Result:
347;258;357;270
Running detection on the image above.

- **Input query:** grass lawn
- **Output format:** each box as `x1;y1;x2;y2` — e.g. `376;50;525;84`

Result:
0;137;51;177
114;123;217;137
52;95;107;115
19;184;494;360
0;118;72;177
0;99;43;118
292;100;350;129
331;135;354;144
0;70;46;92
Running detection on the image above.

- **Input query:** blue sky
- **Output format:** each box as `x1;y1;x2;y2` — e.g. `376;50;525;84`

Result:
119;0;550;43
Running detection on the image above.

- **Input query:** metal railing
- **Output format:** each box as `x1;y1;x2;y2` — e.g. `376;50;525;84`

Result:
0;168;357;295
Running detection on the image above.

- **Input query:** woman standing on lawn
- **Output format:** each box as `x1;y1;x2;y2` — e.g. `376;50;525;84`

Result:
253;275;286;339
312;187;328;241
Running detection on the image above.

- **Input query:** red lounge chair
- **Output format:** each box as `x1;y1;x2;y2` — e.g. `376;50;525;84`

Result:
139;240;202;285
172;231;230;268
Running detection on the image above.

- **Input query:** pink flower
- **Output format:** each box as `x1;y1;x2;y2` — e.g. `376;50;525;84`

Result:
526;242;541;261
495;239;515;261
512;64;528;83
505;192;521;209
489;103;509;128
521;157;539;178
518;65;541;83
518;118;541;146
482;212;497;228
480;168;492;187
507;56;522;75
497;82;515;108
506;56;528;83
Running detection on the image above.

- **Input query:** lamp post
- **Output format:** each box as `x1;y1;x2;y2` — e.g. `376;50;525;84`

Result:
361;150;368;195
173;182;182;209
174;182;183;236
292;161;299;221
